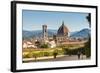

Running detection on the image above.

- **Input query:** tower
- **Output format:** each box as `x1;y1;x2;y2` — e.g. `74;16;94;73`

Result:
42;25;48;40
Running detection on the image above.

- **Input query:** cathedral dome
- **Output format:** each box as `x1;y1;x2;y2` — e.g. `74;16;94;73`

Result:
57;21;69;36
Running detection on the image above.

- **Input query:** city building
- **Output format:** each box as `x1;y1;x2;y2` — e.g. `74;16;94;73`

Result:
56;21;69;44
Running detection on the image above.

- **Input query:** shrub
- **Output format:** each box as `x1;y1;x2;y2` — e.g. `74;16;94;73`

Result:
43;52;50;56
63;48;83;56
31;52;39;61
58;49;64;55
63;48;68;55
84;36;91;58
53;49;59;58
40;44;49;48
23;53;31;58
67;49;72;56
85;48;91;58
23;52;34;58
38;52;44;57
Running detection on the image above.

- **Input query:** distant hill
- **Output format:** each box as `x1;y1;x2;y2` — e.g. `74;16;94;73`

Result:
23;28;90;39
22;29;57;39
70;28;91;38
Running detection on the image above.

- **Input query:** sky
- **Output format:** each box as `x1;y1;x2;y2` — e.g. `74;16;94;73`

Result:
22;10;89;32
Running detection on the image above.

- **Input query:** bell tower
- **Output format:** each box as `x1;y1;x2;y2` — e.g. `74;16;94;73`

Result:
42;25;48;40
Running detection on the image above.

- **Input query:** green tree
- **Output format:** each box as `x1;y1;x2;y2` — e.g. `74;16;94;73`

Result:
86;13;91;27
84;36;91;58
32;52;39;61
63;48;68;55
53;49;58;58
40;44;49;48
85;13;91;58
35;41;40;47
43;52;50;56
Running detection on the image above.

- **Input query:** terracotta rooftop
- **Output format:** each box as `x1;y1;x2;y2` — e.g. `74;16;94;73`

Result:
57;21;69;36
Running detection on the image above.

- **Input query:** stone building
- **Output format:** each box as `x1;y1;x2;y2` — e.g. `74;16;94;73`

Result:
55;21;69;44
42;25;48;43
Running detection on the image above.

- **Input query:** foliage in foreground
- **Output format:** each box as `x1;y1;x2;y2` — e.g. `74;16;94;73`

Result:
23;38;91;59
84;36;91;58
23;48;64;58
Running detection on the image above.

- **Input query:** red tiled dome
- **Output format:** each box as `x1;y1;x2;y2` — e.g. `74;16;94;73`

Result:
57;21;69;36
